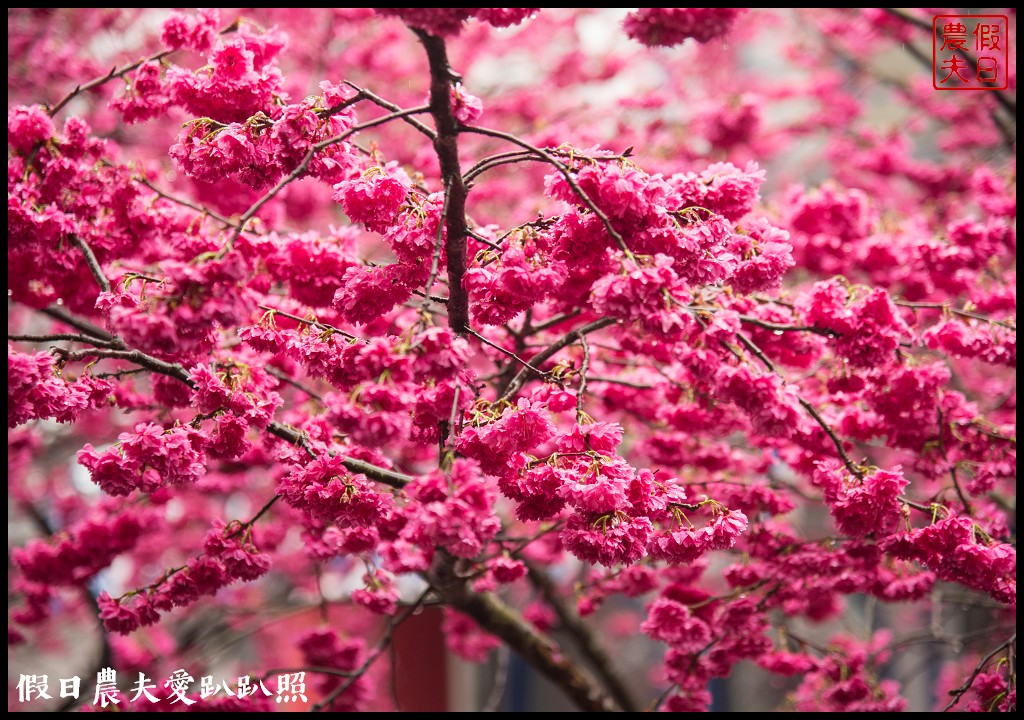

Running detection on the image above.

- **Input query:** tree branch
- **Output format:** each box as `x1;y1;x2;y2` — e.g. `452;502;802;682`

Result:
895;300;1016;331
422;176;452;307
524;561;638;712
46;20;240;117
134;175;240;229
257;304;364;343
20;503;113;713
414;29;471;335
468;328;551;379
941;634;1015;711
426;552;617;712
69;234;111;294
8;332;119;347
738;315;837;337
225;104;431;254
35;306;412;489
498;318;617;401
311;588;433;711
39;306;122;346
462;126;634;259
576;332;591;423
342;81;438;141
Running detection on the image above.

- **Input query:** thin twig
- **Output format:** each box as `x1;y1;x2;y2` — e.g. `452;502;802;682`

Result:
466;228;503;252
528;310;581;334
937;409;974;515
134;176;240;229
464;147;630;185
225;104;432;253
226;495;281;540
266;366;325;402
895;301;1016;331
462;126;634;259
468;328;550;379
942;634;1015;711
342;81;438;141
728;329;954;514
261;665;359;680
739;316;837;337
464;151;541;184
21;503;113;713
422;176;452;308
39;306;121;346
34;305;412;488
498;318;617;401
311;587;433;711
586;375;654;390
257;304;363;342
46;19;239;117
576;332;591;423
734;329;865;478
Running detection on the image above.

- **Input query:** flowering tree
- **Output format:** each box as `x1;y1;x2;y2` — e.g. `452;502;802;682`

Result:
7;8;1016;713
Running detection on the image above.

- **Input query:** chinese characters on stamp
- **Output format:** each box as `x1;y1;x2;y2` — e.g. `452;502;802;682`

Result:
933;15;1009;90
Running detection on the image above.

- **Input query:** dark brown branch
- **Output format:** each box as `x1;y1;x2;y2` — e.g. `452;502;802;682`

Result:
729;329;865;478
414;29;471;335
311;588;433;711
51;347;192;383
35;307;412;489
576;332;591;423
463;147;631;185
20;503;113;713
342;81;438;141
40;306;120;345
468;328;550;379
266;366;324;402
731;330;950;515
524;561;638;712
466;227;503;252
795;395;863;478
261;665;359;679
134;176;240;229
45;19;241;118
423;176;452;306
528;310;582;334
225;104;431;253
426;552;617;712
464;151;540;184
257;304;363;342
235;495;281;536
587;375;655;390
462;126;634;259
941;634;1015;711
498;318;617;401
937;409;974;515
69;235;111;294
895;300;1016;331
738;316;837;337
8;333;118;347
